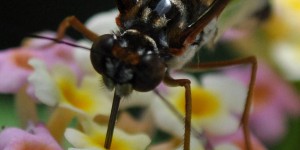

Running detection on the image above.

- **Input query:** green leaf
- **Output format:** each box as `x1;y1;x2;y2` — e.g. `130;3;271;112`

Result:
0;94;19;127
268;117;300;150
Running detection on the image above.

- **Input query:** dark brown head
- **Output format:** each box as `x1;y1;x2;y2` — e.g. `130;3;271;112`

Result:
90;30;166;96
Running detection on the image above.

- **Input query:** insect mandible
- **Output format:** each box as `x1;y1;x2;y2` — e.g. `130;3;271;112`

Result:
52;0;257;149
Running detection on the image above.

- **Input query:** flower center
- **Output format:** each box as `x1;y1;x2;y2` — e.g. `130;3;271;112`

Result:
91;134;131;150
58;79;94;111
11;51;33;70
252;83;272;109
175;86;221;119
55;49;73;62
285;0;300;10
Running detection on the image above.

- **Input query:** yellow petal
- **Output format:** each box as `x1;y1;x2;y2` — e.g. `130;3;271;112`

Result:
65;122;151;150
174;86;221;120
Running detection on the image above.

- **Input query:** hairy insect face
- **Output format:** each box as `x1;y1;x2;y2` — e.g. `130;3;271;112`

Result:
90;30;166;96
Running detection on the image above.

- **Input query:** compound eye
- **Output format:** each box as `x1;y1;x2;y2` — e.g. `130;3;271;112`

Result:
132;54;166;92
154;0;172;16
116;0;138;13
90;34;115;74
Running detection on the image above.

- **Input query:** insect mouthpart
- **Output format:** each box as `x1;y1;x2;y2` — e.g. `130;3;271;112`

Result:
90;30;167;96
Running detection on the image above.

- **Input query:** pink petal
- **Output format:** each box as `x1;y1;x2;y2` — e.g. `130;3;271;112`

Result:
250;106;286;144
0;64;30;93
0;49;32;93
225;60;300;143
210;129;266;150
0;124;62;150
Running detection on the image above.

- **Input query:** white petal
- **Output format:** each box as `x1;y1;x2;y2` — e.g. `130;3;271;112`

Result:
116;131;151;150
176;136;205;150
272;42;300;80
150;96;185;137
120;91;156;109
65;128;93;148
85;9;119;35
202;74;247;114
73;40;95;75
77;120;151;150
202;113;239;136
28;59;60;106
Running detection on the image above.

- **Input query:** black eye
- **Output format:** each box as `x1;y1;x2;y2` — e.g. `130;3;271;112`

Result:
132;54;166;92
90;34;115;74
116;0;138;13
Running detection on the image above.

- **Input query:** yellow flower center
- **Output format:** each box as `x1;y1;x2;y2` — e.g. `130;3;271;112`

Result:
285;0;300;10
58;79;94;112
90;134;132;150
175;86;221;119
264;15;289;40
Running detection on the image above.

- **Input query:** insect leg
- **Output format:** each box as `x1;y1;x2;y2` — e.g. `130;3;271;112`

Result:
163;72;192;150
184;56;257;150
57;16;98;42
153;89;214;150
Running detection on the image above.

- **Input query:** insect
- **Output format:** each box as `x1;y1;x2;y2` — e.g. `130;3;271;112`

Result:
50;0;257;149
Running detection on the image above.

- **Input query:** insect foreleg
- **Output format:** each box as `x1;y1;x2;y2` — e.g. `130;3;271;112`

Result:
57;16;98;42
163;72;192;150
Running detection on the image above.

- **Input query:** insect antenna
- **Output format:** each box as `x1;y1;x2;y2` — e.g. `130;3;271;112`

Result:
27;34;91;50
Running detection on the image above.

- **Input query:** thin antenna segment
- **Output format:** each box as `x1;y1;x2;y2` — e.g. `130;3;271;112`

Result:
27;34;91;50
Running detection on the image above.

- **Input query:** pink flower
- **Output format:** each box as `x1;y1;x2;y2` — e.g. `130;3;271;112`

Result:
0;124;62;150
0;32;81;94
210;129;267;150
226;60;300;144
0;48;40;93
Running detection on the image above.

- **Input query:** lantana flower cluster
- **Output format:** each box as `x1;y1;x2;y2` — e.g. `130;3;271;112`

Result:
1;33;263;149
1;1;300;150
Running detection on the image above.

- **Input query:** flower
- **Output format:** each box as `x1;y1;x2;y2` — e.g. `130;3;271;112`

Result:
211;129;266;150
65;120;151;150
271;40;300;81
263;0;300;42
0;32;80;94
175;136;205;150
84;9;118;35
226;60;300;143
0;47;41;93
150;72;248;139
263;0;300;81
27;58;113;142
28;58;112;117
0;124;62;150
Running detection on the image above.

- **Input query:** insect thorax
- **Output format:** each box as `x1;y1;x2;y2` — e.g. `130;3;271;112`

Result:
116;0;218;68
